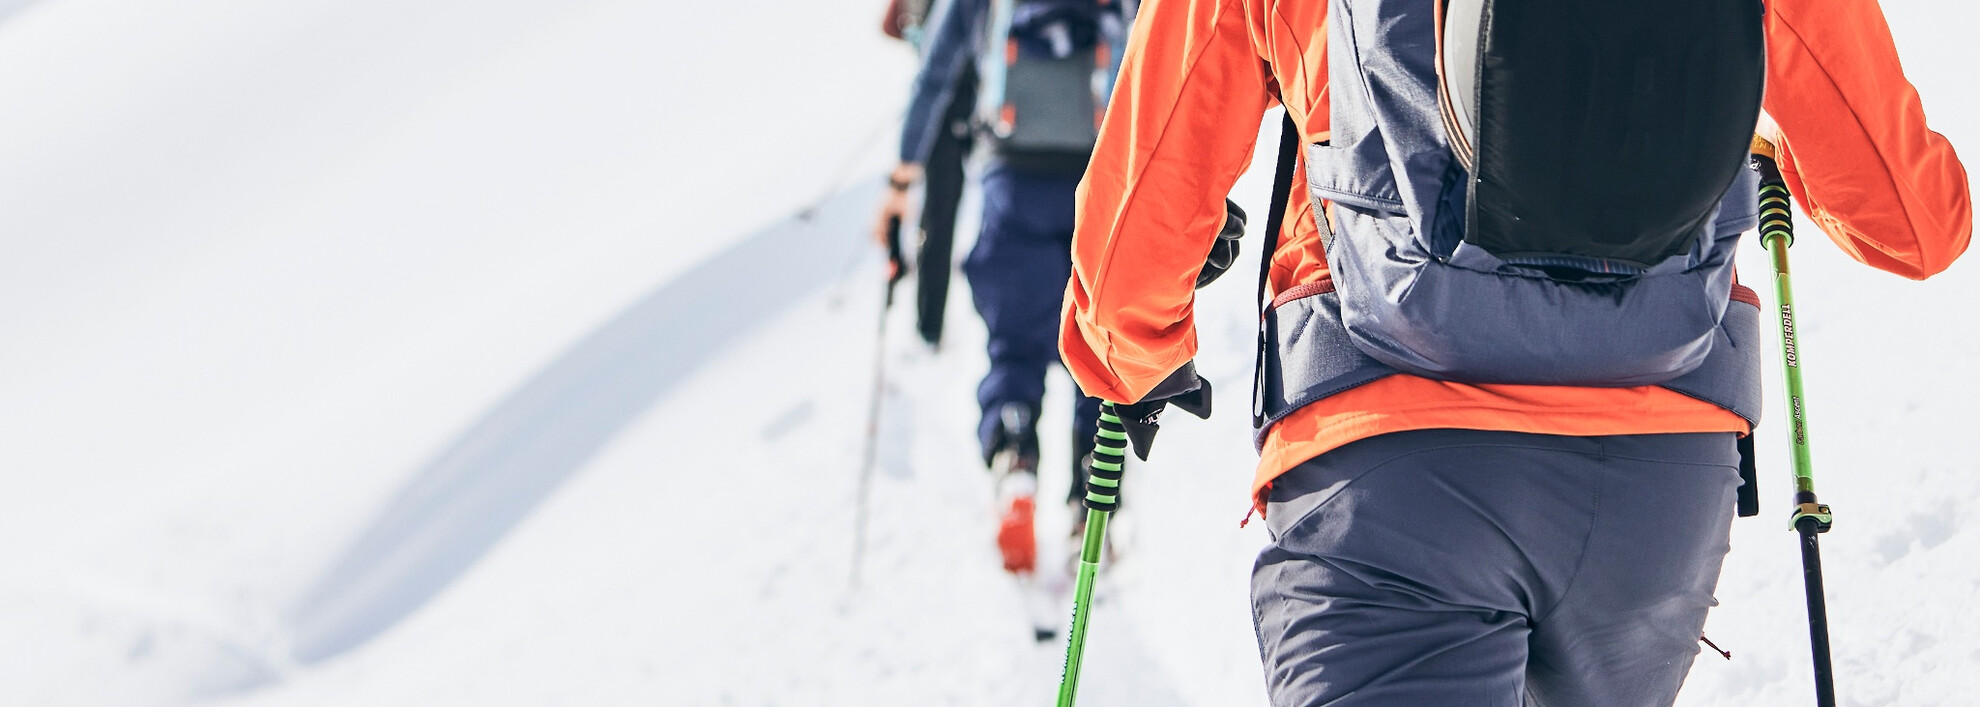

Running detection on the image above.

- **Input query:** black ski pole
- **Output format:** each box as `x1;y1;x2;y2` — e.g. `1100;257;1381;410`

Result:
852;216;908;589
1753;140;1837;707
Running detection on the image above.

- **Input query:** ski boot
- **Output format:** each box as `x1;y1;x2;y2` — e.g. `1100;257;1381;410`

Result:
986;402;1041;574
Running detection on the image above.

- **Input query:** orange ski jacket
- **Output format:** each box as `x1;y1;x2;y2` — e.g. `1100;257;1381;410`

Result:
1059;0;1971;509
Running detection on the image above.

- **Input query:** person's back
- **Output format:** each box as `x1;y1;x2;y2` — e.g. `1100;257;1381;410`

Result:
1060;0;1969;702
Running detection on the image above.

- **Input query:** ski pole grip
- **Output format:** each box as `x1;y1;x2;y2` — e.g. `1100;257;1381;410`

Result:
1752;152;1794;248
885;215;907;284
1084;404;1128;512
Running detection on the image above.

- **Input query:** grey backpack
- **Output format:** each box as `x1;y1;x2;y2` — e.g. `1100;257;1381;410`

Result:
1298;0;1768;386
976;0;1131;160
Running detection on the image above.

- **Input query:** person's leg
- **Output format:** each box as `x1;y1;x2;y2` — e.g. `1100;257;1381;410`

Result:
1251;429;1740;706
1252;430;1543;706
1523;433;1740;707
965;164;1083;575
962;164;1083;465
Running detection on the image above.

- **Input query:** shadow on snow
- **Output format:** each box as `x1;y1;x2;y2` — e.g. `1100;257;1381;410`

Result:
282;181;880;664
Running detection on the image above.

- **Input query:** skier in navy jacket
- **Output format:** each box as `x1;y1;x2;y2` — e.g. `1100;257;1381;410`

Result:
874;0;1130;577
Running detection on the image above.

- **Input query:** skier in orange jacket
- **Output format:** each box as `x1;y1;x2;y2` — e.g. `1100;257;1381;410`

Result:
1061;0;1968;702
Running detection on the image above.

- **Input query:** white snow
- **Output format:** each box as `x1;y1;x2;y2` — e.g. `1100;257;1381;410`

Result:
0;0;1973;705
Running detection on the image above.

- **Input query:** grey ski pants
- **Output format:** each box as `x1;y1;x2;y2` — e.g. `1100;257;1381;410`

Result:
1251;429;1741;706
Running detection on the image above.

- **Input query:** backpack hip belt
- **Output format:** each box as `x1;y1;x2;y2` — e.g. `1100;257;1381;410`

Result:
1251;254;1768;449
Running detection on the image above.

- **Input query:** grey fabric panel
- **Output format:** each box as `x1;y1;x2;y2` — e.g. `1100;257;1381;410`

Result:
997;51;1098;154
1310;0;1452;224
1663;296;1767;426
1252;429;1738;706
1253;288;1398;449
1310;160;1761;387
1305;141;1404;213
1254;279;1763;445
1331;203;1735;385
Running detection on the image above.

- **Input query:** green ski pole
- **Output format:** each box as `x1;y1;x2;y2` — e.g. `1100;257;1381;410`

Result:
1753;142;1837;707
1056;402;1127;707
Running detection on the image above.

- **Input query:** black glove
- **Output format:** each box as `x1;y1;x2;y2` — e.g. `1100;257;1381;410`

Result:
1115;362;1212;461
1194;199;1247;289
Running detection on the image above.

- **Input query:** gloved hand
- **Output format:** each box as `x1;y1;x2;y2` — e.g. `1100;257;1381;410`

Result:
1114;361;1212;461
873;162;923;249
1194;199;1247;289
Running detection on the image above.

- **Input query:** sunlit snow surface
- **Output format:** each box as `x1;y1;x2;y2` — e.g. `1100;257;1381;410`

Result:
0;1;1974;705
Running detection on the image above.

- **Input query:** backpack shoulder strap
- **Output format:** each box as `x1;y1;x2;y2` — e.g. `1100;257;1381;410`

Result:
1255;110;1303;316
1253;109;1302;428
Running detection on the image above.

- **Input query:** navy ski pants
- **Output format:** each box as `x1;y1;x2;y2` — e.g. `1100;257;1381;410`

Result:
964;162;1101;499
1252;429;1741;706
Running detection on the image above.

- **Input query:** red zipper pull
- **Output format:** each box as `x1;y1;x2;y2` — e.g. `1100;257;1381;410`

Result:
1700;635;1732;660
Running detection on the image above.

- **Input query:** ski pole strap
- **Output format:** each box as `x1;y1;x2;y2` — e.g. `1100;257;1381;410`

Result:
1084;403;1128;512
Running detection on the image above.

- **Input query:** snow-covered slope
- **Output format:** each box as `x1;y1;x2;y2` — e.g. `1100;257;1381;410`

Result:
0;0;1974;705
0;0;909;703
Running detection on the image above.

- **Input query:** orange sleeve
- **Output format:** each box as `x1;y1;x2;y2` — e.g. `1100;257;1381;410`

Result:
1765;0;1971;279
1060;0;1277;404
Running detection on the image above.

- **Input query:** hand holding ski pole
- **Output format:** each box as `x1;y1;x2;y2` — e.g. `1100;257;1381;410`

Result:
873;163;922;250
1110;363;1214;462
1057;194;1229;702
1058;364;1211;706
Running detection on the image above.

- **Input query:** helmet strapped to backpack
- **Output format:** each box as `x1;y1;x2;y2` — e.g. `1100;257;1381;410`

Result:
1439;0;1767;270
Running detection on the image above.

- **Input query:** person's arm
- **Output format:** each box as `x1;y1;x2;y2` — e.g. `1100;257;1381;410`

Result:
1764;0;1971;279
899;0;983;168
874;0;982;244
1059;0;1276;403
